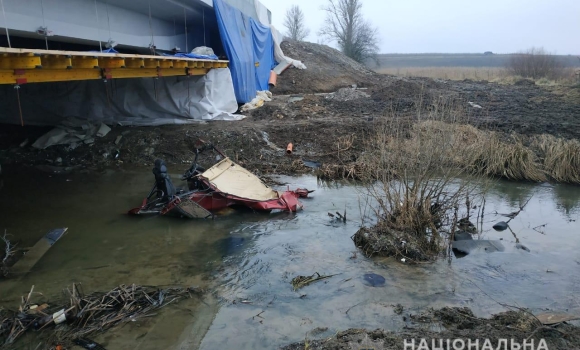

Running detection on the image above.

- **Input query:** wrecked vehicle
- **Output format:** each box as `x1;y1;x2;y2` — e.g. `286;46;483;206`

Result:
128;142;311;218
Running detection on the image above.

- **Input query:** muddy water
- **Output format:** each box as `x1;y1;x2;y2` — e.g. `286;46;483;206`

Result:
200;177;580;349
0;167;579;349
0;166;242;349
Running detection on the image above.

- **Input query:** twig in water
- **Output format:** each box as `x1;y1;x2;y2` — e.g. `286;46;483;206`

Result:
291;272;338;291
345;302;363;315
253;311;265;320
532;223;547;234
507;225;520;243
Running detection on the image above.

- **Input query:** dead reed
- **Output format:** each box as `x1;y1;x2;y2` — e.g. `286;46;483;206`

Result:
0;284;201;348
533;134;580;183
353;103;484;262
352;102;580;261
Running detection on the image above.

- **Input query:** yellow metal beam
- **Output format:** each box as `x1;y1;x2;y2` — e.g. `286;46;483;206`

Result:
0;69;101;84
0;56;42;69
98;57;125;69
0;68;215;84
41;56;72;69
158;60;172;69
187;68;209;76
0;47;227;84
173;61;187;69
143;59;159;68
125;58;144;68
71;57;99;69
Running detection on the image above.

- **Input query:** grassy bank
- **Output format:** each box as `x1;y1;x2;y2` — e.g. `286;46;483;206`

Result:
349;100;580;262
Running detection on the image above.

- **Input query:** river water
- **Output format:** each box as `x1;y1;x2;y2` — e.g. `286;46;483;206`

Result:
0;166;579;349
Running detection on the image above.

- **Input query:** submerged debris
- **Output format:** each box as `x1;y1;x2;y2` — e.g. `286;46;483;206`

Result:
362;273;385;287
291;273;337;291
493;221;509;231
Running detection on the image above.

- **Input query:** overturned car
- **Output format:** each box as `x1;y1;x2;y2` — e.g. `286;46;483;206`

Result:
129;142;312;219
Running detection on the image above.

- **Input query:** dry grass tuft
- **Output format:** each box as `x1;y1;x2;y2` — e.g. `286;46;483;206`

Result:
352;98;580;262
465;133;546;182
533;135;580;183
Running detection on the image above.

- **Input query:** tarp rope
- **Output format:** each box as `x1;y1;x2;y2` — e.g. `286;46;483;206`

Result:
0;0;11;48
202;7;206;46
105;0;112;45
15;86;23;126
94;0;103;52
184;8;188;52
148;0;155;54
40;0;48;49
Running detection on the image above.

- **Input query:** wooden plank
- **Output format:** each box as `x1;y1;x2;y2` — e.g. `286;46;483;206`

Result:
0;47;228;64
536;313;580;325
10;228;68;275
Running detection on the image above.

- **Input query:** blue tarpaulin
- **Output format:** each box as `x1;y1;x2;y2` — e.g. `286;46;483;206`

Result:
213;0;276;103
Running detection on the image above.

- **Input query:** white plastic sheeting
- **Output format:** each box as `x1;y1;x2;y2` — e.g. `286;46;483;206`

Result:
0;68;243;127
271;25;307;70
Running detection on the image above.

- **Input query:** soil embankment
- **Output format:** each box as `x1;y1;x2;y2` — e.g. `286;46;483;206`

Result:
1;70;579;181
2;41;580;179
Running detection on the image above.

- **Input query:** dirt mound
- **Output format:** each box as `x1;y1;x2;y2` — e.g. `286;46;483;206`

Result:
325;87;370;101
272;40;380;94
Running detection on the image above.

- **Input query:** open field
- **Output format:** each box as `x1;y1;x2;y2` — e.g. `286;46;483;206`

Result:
376;66;507;81
371;53;580;69
375;66;580;83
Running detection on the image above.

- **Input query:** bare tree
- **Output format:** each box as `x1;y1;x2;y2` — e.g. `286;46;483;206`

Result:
283;5;310;41
507;47;563;79
319;0;379;64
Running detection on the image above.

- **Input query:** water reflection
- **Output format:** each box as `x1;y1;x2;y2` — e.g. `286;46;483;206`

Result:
552;183;580;216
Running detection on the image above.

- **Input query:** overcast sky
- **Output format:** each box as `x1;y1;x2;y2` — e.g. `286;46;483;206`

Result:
260;0;580;55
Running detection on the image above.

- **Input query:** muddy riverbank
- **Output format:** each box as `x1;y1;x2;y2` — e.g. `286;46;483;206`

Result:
1;74;579;182
282;307;580;350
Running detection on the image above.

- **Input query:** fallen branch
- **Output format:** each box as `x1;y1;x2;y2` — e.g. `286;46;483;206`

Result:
532;223;547;234
1;230;17;276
